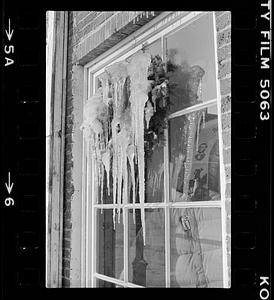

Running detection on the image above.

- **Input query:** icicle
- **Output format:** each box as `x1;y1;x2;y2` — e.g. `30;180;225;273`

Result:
117;142;123;223
102;150;110;195
145;101;154;129
202;110;206;128
100;162;104;204
105;61;129;226
127;145;136;224
112;123;118;207
196;113;201;152
128;51;151;244
198;78;202;101
122;142;128;207
113;208;116;230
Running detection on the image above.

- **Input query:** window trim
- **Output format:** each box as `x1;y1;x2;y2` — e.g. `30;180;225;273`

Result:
82;11;229;288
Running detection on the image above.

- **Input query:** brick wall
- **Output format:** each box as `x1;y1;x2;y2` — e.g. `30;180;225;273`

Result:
215;11;231;286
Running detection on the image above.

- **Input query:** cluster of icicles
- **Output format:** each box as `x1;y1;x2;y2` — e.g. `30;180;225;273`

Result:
80;51;152;244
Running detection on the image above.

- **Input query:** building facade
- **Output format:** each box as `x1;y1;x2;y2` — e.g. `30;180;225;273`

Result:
46;11;231;288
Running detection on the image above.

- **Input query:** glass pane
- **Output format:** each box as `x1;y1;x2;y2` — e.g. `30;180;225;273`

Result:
128;209;165;287
169;105;220;202
166;13;217;112
128;146;164;204
170;207;223;287
146;146;165;203
96;279;123;288
96;209;124;279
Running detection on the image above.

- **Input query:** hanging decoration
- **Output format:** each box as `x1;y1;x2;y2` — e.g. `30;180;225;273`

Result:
81;51;171;244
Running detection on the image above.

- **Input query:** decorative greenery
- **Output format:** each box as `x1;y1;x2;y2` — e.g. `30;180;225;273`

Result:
144;55;173;159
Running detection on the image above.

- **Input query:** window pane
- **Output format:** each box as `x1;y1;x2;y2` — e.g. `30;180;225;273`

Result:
166;13;217;112
128;209;165;287
169;105;220;202
96;279;123;288
96;209;124;280
146;147;165;203
128;146;164;204
170;207;223;287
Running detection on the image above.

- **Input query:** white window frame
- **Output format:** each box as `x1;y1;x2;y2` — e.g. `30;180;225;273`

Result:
81;11;229;288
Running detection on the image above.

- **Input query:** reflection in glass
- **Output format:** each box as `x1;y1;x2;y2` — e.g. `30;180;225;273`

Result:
170;207;223;287
127;209;165;287
169;106;220;202
97;209;124;279
166;13;217;112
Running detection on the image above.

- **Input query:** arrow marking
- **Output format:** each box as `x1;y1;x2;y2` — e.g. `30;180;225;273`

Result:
5;172;14;194
5;19;14;41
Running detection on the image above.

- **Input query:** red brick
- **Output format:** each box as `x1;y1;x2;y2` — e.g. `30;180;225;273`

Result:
220;77;231;95
64;229;71;239
63;238;71;248
225;165;231;180
215;11;226;18
64;268;70;278
222;131;231;148
226;234;231;250
225;182;231;198
221;95;231;113
64;218;72;230
218;59;231;79
63;248;71;260
216;11;231;32
222;112;231;131
223;147;231;164
217;27;231;48
75;11;90;22
62;277;70;287
63;258;70;269
225;198;231;215
226;217;231;234
217;43;231;63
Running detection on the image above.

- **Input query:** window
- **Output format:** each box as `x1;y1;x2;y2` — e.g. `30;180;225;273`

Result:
83;12;228;288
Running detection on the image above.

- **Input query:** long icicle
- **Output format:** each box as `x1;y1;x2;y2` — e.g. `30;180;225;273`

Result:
128;51;151;244
127;145;136;224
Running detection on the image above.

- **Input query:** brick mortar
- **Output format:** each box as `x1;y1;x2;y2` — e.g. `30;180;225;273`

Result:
73;11;141;47
217;25;231;34
77;12;114;34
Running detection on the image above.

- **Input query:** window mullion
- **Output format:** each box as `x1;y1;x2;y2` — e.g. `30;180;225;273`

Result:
90;156;96;287
168;98;217;120
164;128;171;287
213;12;229;288
123;207;129;284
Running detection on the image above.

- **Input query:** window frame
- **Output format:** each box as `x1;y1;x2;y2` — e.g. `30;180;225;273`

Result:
82;11;229;288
